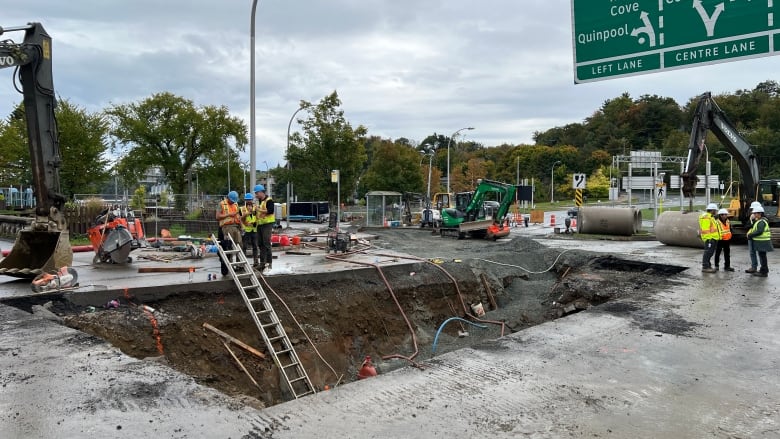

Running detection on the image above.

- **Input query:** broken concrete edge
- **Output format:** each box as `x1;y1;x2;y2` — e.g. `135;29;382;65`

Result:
0;260;441;311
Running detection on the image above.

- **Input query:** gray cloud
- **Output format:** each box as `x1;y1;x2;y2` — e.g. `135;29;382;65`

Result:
2;0;778;171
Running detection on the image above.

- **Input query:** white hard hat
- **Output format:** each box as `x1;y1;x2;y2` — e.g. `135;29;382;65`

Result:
750;201;762;209
717;208;729;215
753;205;765;213
706;203;718;211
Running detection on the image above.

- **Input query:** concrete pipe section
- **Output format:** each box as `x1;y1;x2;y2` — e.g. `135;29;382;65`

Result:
578;206;641;236
654;210;704;248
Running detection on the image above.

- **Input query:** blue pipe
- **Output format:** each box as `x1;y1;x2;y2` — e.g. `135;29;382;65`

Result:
431;317;488;354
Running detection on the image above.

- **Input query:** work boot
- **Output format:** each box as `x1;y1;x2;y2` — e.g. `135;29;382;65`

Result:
724;267;735;272
701;267;716;273
745;267;757;273
714;266;720;271
752;271;768;277
254;263;265;272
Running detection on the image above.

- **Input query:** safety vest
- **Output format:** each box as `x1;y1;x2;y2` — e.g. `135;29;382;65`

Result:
749;217;771;242
699;213;719;241
240;205;257;232
218;200;240;227
257;198;276;225
718;219;732;241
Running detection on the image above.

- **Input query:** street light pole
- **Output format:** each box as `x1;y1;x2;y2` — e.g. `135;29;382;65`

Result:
263;160;270;195
286;104;307;229
716;150;733;198
226;146;231;191
446;127;474;195
422;144;435;201
331;170;340;233
550;161;562;203
249;0;260;191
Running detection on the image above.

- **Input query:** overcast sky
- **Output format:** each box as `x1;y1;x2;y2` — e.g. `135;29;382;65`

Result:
2;0;778;171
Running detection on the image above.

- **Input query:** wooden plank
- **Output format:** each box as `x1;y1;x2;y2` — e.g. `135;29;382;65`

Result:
137;266;198;273
202;323;266;359
479;273;498;310
221;341;263;391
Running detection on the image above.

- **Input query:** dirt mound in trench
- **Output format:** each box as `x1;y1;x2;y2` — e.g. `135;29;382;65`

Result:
61;230;685;407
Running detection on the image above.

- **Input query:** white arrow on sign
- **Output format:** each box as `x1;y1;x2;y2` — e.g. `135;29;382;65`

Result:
572;173;586;189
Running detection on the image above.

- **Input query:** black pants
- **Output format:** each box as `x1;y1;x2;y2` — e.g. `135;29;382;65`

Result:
714;240;731;268
702;239;717;268
758;251;769;274
243;230;258;260
218;225;243;275
258;223;274;267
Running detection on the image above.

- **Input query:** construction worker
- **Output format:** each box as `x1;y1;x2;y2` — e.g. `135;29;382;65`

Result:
254;184;275;272
746;201;763;273
714;208;734;271
746;205;772;277
216;191;242;275
240;193;259;267
699;203;720;273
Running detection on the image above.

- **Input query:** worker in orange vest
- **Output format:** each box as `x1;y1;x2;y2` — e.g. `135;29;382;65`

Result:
714;208;734;271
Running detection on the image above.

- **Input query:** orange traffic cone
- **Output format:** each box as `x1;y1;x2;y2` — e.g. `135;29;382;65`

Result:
383;217;388;227
549;214;556;227
571;218;577;230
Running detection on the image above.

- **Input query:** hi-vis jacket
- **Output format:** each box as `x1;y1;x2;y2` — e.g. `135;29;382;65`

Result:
699;212;719;241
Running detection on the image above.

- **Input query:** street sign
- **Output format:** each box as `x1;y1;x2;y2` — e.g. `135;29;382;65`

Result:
571;0;779;83
572;173;586;189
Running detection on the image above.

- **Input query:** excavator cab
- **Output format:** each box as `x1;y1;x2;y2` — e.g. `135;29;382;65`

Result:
758;179;780;219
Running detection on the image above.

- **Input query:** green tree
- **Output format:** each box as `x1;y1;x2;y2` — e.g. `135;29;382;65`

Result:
0;106;29;188
105;92;247;210
131;185;146;210
56;99;112;198
286;91;367;204
0;100;110;198
360;142;424;194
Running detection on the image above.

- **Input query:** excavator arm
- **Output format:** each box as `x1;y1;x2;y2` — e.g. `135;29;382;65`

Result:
462;179;515;222
681;92;761;222
0;23;71;278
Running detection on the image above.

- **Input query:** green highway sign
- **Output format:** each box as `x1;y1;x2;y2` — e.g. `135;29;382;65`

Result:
571;0;779;83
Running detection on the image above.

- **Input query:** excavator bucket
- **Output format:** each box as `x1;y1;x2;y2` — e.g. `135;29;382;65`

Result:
0;230;72;278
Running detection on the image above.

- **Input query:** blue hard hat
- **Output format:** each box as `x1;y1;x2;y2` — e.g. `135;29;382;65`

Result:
244;193;254;201
227;191;239;203
253;184;265;193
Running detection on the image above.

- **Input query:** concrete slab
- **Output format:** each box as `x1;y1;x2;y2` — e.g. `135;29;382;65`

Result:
0;233;414;305
250;244;780;438
2;227;778;438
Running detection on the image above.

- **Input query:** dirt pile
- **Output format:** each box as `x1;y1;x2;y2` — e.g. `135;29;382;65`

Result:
61;230;686;407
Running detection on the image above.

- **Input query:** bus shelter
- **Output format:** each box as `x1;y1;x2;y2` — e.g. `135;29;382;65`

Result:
365;191;402;227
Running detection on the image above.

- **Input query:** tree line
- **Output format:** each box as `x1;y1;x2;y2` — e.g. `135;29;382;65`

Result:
2;81;779;209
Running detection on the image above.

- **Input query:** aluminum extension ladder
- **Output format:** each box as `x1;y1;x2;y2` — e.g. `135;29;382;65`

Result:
210;234;315;399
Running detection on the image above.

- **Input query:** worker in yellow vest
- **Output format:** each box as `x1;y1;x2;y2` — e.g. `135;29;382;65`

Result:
714;208;734;272
254;184;276;272
746;205;772;277
240;193;259;267
699;203;720;273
